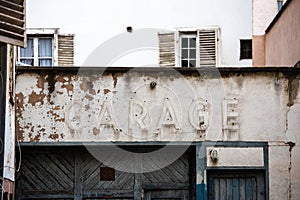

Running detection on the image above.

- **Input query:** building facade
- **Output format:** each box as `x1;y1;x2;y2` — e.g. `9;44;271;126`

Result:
252;0;300;66
15;67;300;199
0;0;26;199
18;28;74;67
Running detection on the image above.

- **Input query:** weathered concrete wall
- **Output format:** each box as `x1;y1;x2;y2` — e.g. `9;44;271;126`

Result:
15;68;297;143
15;67;300;199
265;0;300;66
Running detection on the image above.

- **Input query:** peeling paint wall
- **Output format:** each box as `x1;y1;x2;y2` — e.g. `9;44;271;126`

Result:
15;69;298;143
3;44;17;182
15;67;300;199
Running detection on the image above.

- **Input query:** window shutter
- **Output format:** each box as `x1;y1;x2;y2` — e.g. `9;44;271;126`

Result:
158;32;175;67
198;29;218;67
58;34;74;66
0;0;26;47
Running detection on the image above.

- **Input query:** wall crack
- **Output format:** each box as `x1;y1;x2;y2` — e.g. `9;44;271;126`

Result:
286;141;295;200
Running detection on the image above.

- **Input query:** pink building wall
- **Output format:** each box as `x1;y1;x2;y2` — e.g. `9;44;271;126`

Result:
265;0;300;66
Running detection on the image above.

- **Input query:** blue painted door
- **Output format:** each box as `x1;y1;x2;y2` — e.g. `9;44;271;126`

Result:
207;170;265;200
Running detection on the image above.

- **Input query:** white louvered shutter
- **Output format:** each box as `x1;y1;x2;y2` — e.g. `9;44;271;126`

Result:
0;0;26;47
198;29;218;67
58;34;74;66
158;32;175;67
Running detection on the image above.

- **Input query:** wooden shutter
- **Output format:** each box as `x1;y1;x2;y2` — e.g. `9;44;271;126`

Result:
158;32;175;67
198;29;218;67
0;0;26;47
58;34;74;66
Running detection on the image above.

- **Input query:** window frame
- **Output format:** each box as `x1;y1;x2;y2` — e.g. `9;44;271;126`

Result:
239;39;252;60
179;32;197;68
175;27;220;67
18;28;59;67
19;37;54;66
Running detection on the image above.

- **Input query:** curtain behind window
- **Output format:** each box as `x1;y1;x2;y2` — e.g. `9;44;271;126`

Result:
38;38;52;66
20;39;33;57
20;39;34;66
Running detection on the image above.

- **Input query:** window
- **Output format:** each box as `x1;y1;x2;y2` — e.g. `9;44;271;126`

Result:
240;39;252;60
158;28;219;67
180;34;197;67
19;37;53;66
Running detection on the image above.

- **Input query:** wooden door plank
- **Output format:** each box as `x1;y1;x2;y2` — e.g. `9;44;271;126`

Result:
74;151;83;200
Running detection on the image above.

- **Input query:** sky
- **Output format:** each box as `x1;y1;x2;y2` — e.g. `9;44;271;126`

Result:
26;0;252;66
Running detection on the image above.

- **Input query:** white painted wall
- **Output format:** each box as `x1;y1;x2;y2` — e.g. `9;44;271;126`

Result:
26;0;252;67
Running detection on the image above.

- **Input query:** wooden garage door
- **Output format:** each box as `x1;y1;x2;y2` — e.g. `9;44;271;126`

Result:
207;170;265;200
16;146;195;200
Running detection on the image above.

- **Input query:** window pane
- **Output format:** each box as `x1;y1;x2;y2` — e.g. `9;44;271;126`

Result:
181;49;188;59
181;60;189;67
38;38;52;57
182;38;188;48
240;40;252;59
189;38;196;48
20;59;33;66
39;59;52;66
20;39;33;57
189;60;196;67
189;49;196;58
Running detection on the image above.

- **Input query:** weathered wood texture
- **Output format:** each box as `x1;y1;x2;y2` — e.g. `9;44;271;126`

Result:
158;32;175;66
16;147;75;200
16;146;194;199
198;30;217;67
0;0;26;46
58;35;74;66
207;170;265;200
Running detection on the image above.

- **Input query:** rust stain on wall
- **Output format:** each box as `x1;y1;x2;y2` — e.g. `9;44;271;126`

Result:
85;94;94;101
29;132;41;142
48;134;59;140
56;76;68;84
61;83;74;94
93;127;100;135
16;93;24;111
28;91;46;106
58;75;74;94
39;128;46;136
36;76;45;90
50;109;65;122
15;121;24;142
80;77;96;95
112;74;118;88
104;89;111;94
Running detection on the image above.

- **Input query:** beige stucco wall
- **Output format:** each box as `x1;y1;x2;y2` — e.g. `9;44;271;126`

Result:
265;0;300;66
252;35;266;66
